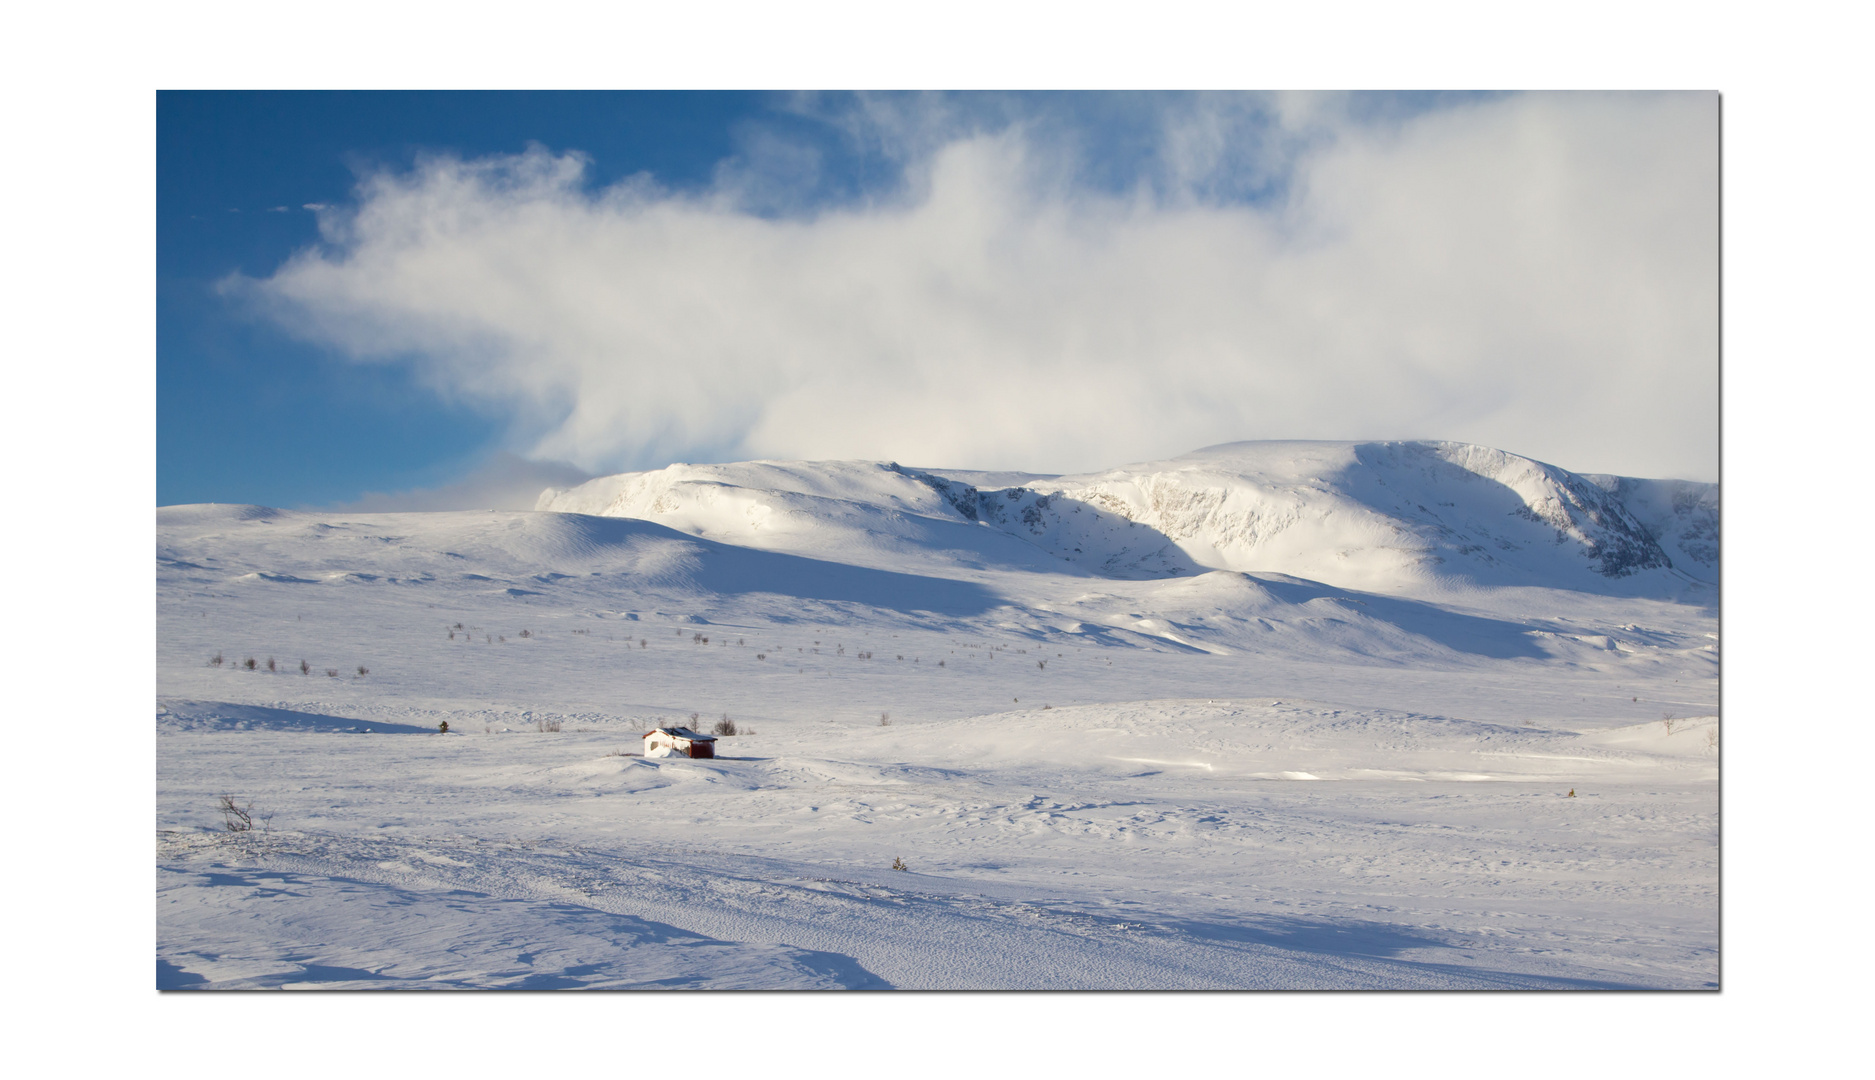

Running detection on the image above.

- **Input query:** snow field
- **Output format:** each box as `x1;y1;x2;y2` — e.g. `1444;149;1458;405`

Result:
157;445;1717;989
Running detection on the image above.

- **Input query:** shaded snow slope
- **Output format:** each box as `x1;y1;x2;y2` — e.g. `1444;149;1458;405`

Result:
540;441;1716;597
156;503;1719;670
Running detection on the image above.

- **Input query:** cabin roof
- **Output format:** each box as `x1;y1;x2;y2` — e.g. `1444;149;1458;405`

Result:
643;726;717;742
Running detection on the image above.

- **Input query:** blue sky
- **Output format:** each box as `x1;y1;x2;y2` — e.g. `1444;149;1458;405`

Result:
159;91;1717;509
160;91;764;506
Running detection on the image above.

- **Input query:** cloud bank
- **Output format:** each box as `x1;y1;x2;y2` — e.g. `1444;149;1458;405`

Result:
237;92;1717;482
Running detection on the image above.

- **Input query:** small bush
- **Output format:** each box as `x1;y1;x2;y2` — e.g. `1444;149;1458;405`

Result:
266;657;276;672
210;652;223;667
879;712;891;727
299;659;310;675
1037;660;1046;670
357;665;369;677
712;716;739;736
756;653;767;660
536;717;562;733
218;794;252;832
891;856;908;872
640;639;648;648
217;794;271;834
243;657;257;671
1661;712;1680;735
689;711;701;725
519;629;531;638
326;668;339;678
937;659;945;668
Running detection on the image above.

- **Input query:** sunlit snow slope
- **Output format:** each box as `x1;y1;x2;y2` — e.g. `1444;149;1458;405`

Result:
541;441;1717;595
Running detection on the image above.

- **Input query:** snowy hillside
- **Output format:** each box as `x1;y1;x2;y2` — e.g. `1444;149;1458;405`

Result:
541;441;1717;596
158;440;1719;990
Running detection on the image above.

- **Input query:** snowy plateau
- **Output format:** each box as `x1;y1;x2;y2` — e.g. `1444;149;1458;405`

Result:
157;440;1719;990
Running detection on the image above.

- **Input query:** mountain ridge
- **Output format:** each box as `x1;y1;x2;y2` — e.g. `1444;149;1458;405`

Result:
539;440;1717;598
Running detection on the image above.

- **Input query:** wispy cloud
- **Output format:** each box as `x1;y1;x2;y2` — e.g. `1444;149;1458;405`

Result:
318;453;592;513
232;92;1717;481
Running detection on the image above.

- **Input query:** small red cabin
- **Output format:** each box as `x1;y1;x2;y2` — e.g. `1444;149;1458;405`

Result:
643;726;717;759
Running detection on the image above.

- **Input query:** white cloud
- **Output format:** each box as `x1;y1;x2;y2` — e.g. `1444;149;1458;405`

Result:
322;453;591;513
236;92;1717;482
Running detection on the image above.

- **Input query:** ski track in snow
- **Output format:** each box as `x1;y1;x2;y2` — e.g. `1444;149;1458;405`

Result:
157;442;1718;990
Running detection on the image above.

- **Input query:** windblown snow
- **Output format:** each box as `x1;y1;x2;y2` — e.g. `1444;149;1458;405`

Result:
159;440;1718;989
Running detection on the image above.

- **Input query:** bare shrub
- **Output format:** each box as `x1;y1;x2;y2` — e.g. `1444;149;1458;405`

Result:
891;856;908;872
357;665;369;677
1661;712;1680;735
266;657;276;672
299;659;310;675
756;653;767;660
689;712;701;726
1705;726;1719;754
640;639;648;648
326;668;339;678
712;716;739;737
536;717;562;733
519;629;531;638
1037;660;1046;670
210;652;223;667
879;712;891;726
937;659;945;668
217;794;251;832
243;657;257;671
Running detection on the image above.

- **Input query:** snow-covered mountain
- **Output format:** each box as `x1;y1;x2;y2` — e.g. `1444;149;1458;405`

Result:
541;441;1717;596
